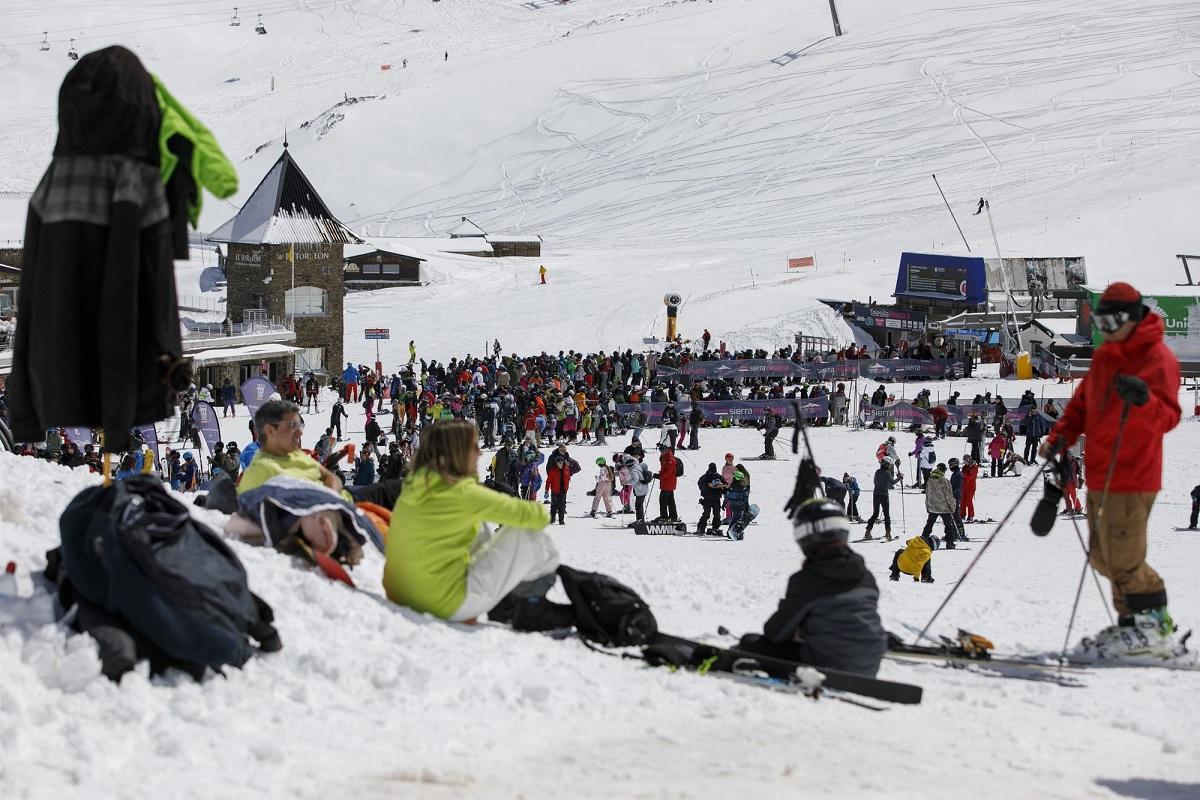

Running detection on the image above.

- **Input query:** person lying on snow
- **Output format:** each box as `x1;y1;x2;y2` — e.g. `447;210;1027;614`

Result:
225;475;386;567
385;420;576;632
738;458;887;676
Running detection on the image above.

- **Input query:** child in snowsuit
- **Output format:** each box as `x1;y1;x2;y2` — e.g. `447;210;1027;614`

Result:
988;431;1008;477
959;456;979;521
590;457;615;518
519;450;544;501
545;455;579;525
696;463;726;535
740;497;887;676
725;469;750;539
890;535;934;583
1061;454;1084;514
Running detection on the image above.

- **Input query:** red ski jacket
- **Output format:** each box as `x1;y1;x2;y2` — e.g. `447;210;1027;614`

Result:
658;452;678;491
546;463;573;493
1046;312;1180;492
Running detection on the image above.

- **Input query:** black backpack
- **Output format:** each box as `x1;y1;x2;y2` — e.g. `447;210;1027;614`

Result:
557;565;657;647
58;476;280;680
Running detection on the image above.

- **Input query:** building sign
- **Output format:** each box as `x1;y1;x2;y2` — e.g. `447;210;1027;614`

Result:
894;253;987;306
850;303;926;333
787;256;815;270
364;328;390;340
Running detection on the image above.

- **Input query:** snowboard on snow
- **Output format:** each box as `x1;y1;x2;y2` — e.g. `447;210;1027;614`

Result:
633;520;690;536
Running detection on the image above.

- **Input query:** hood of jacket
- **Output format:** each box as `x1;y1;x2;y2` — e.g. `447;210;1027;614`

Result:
54;45;160;165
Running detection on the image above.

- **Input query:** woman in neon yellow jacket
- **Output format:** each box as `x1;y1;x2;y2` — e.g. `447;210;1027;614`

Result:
385;420;573;629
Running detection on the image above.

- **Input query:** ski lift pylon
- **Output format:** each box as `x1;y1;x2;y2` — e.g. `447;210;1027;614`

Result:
39;32;49;52
255;13;267;35
230;7;241;27
67;38;78;60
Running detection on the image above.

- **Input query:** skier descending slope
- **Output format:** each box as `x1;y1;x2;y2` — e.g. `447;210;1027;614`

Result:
1040;282;1183;661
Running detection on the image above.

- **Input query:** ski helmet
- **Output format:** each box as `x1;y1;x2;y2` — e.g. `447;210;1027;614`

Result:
596;457;606;466
791;497;850;556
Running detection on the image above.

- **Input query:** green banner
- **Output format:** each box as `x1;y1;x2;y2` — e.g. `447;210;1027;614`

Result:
1090;291;1200;361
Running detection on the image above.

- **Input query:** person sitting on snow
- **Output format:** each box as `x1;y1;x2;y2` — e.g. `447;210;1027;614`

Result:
738;485;887;676
385;420;574;632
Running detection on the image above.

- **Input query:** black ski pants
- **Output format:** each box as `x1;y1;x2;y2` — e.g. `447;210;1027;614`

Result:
865;493;891;535
921;512;961;543
847;493;860;520
698;497;722;531
1191;500;1198;529
658;490;677;521
763;430;778;459
635;494;647;522
550;492;567;524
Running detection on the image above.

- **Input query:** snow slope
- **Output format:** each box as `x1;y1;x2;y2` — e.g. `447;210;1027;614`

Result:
3;1;1200;359
3;370;1200;799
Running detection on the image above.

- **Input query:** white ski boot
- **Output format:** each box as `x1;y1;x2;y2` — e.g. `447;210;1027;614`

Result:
1074;608;1189;663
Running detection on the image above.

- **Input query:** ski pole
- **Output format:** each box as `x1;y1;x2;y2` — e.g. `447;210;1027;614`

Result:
1066;507;1116;626
1060;556;1090;665
914;439;1066;645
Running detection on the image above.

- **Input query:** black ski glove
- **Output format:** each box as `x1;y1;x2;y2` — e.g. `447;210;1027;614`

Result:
1115;374;1149;407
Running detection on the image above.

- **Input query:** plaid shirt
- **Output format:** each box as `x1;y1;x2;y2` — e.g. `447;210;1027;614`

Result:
31;155;168;229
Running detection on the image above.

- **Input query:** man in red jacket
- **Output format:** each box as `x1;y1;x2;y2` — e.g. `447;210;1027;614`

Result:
655;446;680;522
1041;282;1182;660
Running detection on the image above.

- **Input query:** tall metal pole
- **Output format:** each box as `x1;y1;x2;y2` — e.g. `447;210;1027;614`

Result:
828;0;843;36
932;174;970;252
983;200;1019;355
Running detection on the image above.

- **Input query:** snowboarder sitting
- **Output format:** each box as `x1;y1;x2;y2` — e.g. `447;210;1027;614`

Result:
889;535;934;583
738;496;887;676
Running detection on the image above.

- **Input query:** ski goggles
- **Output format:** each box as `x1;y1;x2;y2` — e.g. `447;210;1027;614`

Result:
1092;309;1133;333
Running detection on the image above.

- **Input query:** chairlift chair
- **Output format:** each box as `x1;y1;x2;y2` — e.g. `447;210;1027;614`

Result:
230;7;241;26
255;14;267;34
67;38;78;60
39;32;49;52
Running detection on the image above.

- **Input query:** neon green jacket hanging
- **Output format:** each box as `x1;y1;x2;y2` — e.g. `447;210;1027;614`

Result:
153;75;238;225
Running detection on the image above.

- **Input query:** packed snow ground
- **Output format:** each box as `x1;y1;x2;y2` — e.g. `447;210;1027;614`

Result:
3;371;1200;799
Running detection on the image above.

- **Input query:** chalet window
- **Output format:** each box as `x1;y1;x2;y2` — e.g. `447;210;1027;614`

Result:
297;346;326;372
381;263;401;275
362;263;381;274
284;286;328;317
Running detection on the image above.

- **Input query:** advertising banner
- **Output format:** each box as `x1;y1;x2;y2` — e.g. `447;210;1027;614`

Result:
1091;293;1200;364
240;377;276;416
134;424;160;463
190;401;222;453
615;397;829;425
679;357;967;382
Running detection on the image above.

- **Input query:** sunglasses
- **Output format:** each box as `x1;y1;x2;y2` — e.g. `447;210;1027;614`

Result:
1092;310;1131;333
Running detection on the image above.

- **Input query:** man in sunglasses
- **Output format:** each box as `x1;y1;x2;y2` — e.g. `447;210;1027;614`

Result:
238;399;403;507
1040;282;1182;661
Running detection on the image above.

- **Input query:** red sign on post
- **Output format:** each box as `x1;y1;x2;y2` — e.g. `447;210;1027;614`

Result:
787;256;815;270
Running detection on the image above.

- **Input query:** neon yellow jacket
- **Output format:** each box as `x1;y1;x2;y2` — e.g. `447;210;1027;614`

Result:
238;448;353;502
896;536;932;578
153;75;238;225
385;468;550;619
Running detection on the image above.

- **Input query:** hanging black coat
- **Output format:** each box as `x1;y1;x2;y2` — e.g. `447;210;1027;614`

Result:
7;47;185;453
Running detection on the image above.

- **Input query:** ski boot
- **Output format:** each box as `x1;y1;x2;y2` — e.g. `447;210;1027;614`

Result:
1074;607;1185;662
588;511;596;518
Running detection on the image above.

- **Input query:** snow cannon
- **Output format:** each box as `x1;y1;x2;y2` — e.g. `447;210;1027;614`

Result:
664;293;682;341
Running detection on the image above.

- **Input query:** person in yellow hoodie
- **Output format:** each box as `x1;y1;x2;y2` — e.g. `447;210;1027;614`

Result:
385;420;575;631
889;534;934;583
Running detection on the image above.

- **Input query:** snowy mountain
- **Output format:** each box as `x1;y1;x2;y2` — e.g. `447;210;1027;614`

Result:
2;1;1199;358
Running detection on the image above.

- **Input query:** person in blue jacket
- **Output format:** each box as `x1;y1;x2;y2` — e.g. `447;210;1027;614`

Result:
342;362;360;402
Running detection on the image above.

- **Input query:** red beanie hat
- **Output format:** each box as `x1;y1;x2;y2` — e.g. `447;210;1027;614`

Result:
1098;282;1141;306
